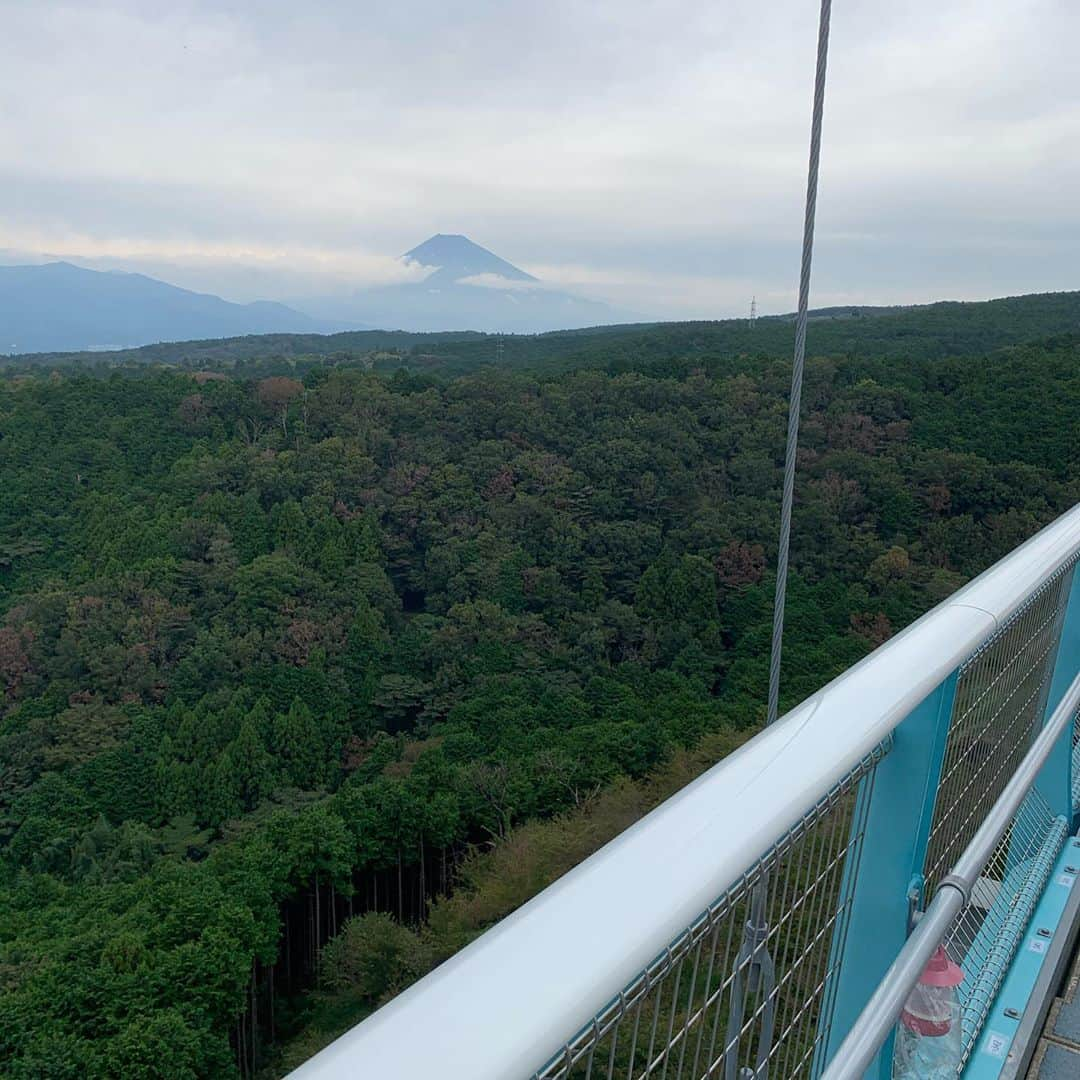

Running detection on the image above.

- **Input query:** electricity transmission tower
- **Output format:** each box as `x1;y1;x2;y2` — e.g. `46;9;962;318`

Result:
749;296;757;329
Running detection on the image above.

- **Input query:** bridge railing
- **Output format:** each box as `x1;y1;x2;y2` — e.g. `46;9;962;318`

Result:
290;504;1080;1080
823;669;1080;1079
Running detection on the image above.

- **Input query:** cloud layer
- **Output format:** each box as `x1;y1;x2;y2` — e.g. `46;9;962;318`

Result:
2;0;1077;318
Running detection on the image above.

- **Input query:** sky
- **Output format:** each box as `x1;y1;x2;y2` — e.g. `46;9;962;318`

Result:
2;0;1078;320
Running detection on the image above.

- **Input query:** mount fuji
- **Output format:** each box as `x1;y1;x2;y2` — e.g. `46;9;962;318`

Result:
319;234;627;333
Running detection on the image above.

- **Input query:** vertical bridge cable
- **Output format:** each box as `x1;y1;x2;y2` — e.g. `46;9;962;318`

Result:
729;2;834;1074
767;0;833;729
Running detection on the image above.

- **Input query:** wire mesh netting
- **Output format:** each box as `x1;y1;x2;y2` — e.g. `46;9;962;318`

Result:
907;559;1080;1072
1072;709;1080;813
533;744;888;1080
922;561;1077;898
922;787;1067;1073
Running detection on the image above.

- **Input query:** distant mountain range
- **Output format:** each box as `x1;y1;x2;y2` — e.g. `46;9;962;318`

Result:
0;262;344;354
311;234;628;333
5;288;1078;371
0;235;627;354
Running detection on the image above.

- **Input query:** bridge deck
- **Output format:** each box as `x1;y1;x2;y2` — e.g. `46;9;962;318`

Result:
1028;942;1080;1076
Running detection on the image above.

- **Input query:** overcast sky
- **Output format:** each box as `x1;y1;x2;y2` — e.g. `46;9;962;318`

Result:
2;0;1077;319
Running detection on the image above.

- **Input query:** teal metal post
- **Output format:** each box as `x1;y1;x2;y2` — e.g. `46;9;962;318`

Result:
819;673;959;1078
1035;567;1080;821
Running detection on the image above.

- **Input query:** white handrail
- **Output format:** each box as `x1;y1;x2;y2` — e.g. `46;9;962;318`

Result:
289;503;1080;1080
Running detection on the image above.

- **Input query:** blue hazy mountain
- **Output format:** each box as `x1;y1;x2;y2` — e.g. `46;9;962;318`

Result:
324;234;628;332
0;261;339;354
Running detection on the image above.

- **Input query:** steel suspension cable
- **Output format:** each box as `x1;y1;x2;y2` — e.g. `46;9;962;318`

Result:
725;7;836;1070
766;0;833;728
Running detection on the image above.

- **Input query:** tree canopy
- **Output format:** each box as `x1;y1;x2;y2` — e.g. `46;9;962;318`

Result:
1;310;1078;1076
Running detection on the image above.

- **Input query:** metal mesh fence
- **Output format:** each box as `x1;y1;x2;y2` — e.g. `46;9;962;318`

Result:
915;788;1067;1072
923;563;1076;897
1072;710;1080;812
909;558;1080;1072
532;743;888;1080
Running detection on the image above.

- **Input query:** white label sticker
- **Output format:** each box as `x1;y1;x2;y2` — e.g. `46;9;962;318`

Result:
1029;937;1048;954
1057;873;1076;888
984;1031;1009;1058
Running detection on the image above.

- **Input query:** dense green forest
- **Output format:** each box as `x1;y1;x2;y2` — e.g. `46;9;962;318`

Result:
1;303;1078;1076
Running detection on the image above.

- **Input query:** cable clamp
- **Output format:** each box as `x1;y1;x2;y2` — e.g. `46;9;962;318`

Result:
938;873;971;906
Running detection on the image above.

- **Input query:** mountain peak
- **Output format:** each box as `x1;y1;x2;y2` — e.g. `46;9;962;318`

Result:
404;234;537;284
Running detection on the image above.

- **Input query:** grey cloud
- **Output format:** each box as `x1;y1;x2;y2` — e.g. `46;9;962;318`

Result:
0;0;1076;319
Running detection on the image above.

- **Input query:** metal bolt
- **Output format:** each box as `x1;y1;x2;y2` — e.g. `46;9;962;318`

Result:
1004;1007;1021;1020
1037;927;1052;938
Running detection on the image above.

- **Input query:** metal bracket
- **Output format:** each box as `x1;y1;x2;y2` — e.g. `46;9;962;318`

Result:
906;873;926;937
724;881;778;1079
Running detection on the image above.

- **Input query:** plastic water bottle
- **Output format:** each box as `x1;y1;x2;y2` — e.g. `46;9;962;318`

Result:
892;945;964;1079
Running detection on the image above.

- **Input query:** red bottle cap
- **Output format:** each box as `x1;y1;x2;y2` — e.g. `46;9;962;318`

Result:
919;945;964;988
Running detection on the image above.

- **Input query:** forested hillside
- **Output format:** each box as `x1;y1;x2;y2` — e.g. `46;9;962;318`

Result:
1;325;1078;1076
6;288;1079;376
